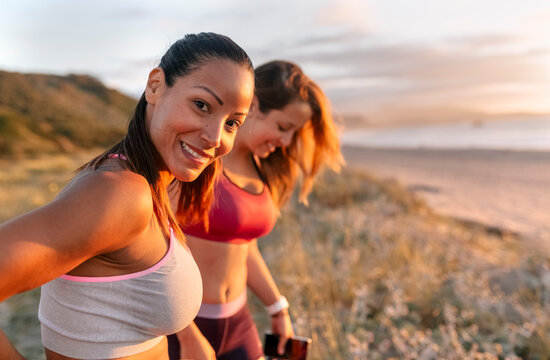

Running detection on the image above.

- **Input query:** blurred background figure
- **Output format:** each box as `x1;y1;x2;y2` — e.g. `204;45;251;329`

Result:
168;60;342;360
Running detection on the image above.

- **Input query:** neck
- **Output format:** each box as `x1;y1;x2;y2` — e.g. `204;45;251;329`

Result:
223;140;254;170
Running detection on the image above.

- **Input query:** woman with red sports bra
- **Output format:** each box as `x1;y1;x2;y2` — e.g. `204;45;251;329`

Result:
0;33;255;360
169;60;344;360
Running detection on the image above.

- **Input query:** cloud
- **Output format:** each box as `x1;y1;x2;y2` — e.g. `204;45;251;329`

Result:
445;33;525;51
5;0;548;122
108;7;151;20
313;0;373;33
273;32;550;118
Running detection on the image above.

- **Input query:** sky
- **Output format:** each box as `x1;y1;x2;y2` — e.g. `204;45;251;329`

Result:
1;0;549;125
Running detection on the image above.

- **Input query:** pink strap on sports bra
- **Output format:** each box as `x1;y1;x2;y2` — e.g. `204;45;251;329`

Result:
109;153;128;160
60;228;177;282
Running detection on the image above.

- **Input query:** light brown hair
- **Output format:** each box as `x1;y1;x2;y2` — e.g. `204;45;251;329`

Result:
254;60;344;208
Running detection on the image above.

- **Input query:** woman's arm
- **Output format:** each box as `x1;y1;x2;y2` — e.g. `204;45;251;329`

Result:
0;169;152;355
0;170;151;301
246;239;294;355
176;322;216;360
0;331;25;360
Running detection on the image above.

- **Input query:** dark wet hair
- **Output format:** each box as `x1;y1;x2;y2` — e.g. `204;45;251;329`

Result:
160;33;253;86
84;32;254;238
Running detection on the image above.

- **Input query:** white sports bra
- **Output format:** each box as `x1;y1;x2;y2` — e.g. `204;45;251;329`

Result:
38;228;202;359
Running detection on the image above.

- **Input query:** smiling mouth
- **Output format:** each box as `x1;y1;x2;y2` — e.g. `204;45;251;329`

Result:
266;142;276;153
181;142;211;163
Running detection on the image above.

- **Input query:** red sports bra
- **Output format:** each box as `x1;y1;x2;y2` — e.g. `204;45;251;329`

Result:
182;172;278;244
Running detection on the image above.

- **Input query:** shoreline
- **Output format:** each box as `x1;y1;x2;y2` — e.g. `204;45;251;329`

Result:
342;145;550;251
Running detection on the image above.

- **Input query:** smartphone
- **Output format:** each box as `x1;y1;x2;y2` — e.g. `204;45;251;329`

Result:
263;333;311;360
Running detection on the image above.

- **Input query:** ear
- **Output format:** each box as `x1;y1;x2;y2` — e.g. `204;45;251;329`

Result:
250;95;269;121
145;67;165;105
250;95;260;115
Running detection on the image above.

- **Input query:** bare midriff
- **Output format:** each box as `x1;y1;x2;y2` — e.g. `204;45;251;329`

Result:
45;336;169;360
186;234;249;304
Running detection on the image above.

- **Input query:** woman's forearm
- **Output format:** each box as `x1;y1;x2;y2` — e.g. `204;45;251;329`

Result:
175;321;216;359
0;330;24;360
247;239;295;351
246;239;282;306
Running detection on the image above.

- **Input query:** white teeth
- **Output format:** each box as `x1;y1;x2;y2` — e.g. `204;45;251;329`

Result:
181;142;208;162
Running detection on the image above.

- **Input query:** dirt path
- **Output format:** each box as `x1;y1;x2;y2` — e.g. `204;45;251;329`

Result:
343;146;550;247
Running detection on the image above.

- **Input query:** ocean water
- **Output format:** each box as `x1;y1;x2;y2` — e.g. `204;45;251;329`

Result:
341;117;550;151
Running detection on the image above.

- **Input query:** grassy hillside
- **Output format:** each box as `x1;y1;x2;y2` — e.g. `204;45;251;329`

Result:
0;71;136;157
3;153;549;359
252;170;550;359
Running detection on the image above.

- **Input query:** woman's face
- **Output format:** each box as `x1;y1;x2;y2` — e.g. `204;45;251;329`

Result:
145;59;254;182
238;99;312;158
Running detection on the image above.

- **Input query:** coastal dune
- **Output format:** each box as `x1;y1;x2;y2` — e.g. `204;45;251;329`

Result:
342;145;550;250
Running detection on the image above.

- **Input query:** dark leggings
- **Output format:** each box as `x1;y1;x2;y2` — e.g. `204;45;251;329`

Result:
168;305;263;360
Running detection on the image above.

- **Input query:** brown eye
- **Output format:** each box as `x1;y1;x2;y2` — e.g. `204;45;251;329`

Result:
194;100;210;112
226;120;241;130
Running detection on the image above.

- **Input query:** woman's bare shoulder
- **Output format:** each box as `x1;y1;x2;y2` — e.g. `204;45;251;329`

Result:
0;164;156;300
60;165;154;235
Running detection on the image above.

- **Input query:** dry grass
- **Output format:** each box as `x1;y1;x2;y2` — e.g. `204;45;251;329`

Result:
0;151;100;360
251;170;550;360
0;71;134;156
2;156;550;359
0;150;101;222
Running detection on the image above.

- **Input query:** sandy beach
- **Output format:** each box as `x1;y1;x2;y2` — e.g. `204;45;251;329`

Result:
343;145;550;249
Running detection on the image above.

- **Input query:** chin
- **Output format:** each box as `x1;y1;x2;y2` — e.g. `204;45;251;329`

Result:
254;149;271;159
175;175;197;183
174;168;203;183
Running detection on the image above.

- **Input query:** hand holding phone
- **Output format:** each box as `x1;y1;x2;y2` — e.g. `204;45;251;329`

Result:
264;333;311;360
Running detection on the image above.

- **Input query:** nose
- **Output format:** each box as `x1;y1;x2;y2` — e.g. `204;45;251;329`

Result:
200;119;224;148
280;131;294;147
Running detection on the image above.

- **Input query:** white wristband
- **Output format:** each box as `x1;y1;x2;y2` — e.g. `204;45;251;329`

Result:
265;295;289;315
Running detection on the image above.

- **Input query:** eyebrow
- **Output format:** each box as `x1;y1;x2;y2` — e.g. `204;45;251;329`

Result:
282;122;295;129
194;86;223;105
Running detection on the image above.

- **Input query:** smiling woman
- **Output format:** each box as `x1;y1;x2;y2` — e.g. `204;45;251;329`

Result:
0;32;254;360
146;58;253;183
